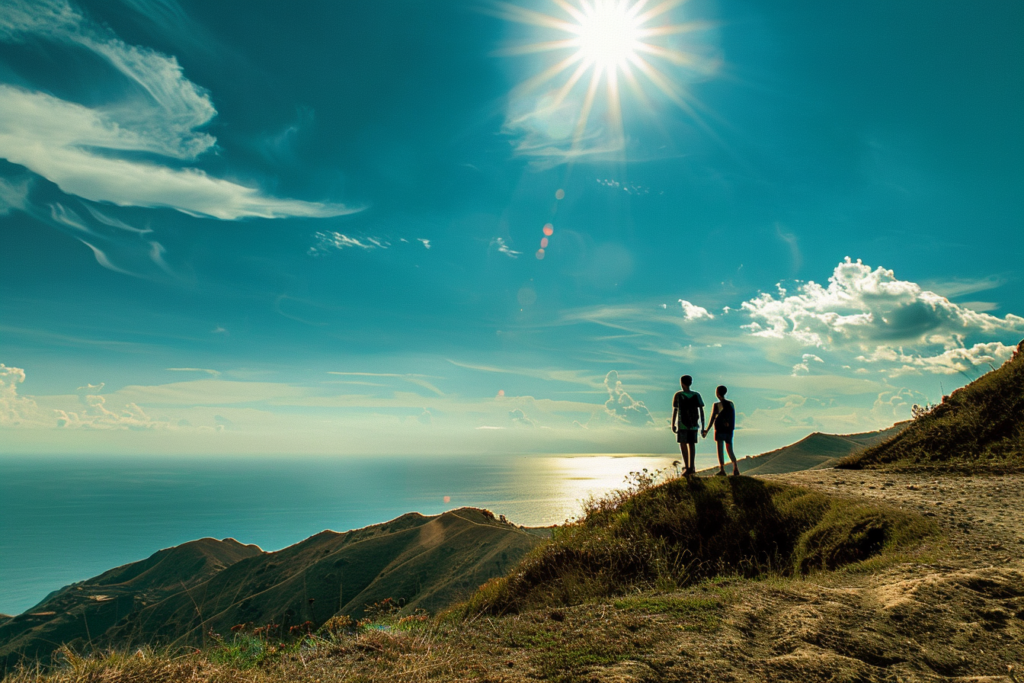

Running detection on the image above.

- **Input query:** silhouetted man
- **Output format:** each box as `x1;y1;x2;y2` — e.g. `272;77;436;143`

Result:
671;375;704;477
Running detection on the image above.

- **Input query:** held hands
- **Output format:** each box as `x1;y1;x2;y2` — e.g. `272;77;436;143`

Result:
701;429;708;439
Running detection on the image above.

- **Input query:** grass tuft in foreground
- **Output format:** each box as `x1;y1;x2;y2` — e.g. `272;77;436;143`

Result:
464;473;937;615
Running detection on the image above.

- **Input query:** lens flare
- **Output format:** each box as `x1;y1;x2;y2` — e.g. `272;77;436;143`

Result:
494;0;715;156
543;223;554;236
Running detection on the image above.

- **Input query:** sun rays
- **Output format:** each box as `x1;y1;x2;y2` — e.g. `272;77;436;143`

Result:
491;0;715;159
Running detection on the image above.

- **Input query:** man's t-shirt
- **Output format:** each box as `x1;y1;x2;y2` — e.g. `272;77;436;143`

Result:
673;390;704;430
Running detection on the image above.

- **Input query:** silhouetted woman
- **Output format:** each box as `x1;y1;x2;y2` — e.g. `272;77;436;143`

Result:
703;385;739;476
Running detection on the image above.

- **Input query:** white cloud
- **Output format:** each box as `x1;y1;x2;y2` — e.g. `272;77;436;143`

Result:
742;258;1024;348
0;175;30;214
678;299;714;321
0;0;354;220
509;408;536;427
0;364;42;426
310;232;384;254
861;341;1016;377
167;368;221;377
871;388;917;422
56;393;164;430
603;371;654;426
791;353;824;376
491;237;521;259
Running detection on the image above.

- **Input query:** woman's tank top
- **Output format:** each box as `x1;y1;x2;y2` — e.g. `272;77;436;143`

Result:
716;400;735;431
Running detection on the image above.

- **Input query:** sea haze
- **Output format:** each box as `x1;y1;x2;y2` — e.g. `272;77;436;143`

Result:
0;453;697;615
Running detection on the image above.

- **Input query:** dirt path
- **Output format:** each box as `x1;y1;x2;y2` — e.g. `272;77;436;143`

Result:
465;470;1024;683
767;469;1024;566
725;469;1024;683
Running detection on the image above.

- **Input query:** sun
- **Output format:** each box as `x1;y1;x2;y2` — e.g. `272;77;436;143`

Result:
492;0;713;157
576;2;641;68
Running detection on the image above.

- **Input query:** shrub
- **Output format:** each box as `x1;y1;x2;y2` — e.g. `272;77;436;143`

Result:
466;476;935;615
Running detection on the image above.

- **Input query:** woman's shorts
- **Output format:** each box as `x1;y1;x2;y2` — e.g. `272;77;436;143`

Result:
677;429;698;444
714;430;734;443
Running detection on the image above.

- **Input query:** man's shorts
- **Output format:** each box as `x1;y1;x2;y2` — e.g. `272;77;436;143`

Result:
677;429;698;444
714;429;734;443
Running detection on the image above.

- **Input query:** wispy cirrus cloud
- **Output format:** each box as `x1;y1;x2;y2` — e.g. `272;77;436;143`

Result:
167;368;221;377
491;237;522;258
310;232;433;256
0;175;30;214
0;0;355;220
327;372;446;397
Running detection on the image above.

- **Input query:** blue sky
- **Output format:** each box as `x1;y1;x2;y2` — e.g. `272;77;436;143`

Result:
1;0;1022;456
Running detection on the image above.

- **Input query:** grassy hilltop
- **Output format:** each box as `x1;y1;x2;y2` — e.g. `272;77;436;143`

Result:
839;339;1024;472
466;474;933;616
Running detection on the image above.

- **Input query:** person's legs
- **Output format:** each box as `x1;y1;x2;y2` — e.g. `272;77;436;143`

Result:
716;440;726;474
678;443;688;474
725;439;739;475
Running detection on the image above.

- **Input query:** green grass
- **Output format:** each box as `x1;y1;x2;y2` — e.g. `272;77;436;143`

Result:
464;474;937;615
613;595;723;632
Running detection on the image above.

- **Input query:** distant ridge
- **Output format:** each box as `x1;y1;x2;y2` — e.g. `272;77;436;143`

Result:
700;423;908;476
0;508;547;669
838;339;1024;472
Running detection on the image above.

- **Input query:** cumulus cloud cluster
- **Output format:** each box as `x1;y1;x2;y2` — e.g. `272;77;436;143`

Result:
0;0;353;220
56;393;163;430
1;364;171;430
678;299;714;321
508;407;536;427
858;342;1016;377
742;258;1024;375
603;371;654;426
0;364;40;427
791;353;824;376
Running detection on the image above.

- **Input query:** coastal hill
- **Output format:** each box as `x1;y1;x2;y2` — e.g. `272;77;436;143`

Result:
0;508;546;669
839;339;1024;472
700;423;907;476
5;346;1024;682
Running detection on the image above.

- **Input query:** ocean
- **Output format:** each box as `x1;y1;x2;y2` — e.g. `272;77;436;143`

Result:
0;453;692;615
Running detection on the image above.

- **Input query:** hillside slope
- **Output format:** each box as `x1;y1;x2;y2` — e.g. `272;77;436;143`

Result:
838;340;1024;471
0;537;260;670
0;509;546;669
701;424;906;476
467;474;935;615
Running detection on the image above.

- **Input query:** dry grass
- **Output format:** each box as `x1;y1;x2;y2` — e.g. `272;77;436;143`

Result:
839;342;1024;472
10;471;1014;683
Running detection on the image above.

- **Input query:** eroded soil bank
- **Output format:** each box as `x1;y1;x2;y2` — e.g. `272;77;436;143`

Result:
455;470;1023;683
